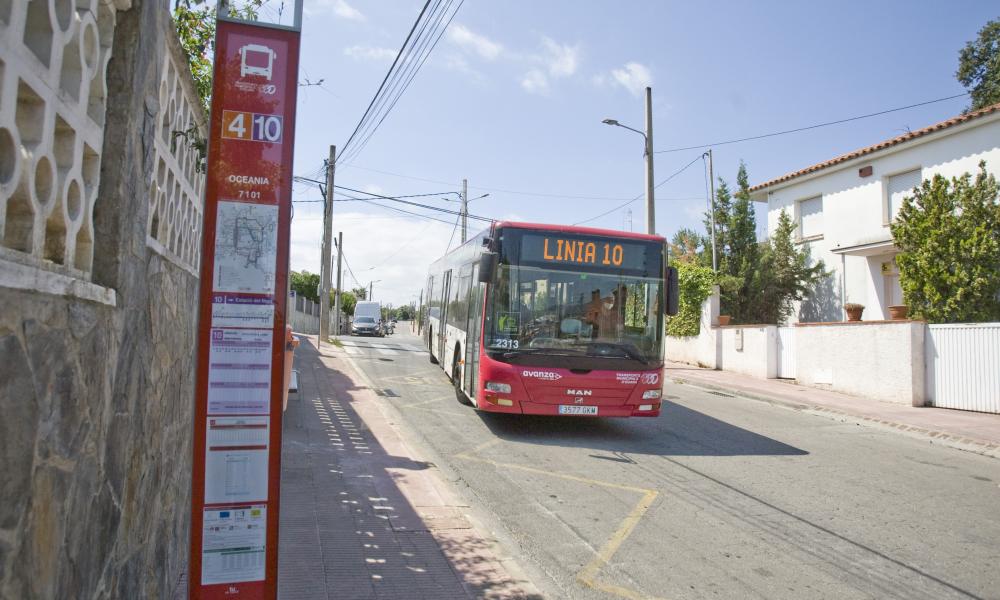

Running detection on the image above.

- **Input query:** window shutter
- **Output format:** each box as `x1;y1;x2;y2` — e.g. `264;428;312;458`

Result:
887;169;921;221
799;196;823;238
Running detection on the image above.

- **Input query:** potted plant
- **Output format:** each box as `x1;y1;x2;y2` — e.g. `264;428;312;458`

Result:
844;303;864;322
888;305;908;320
717;315;732;326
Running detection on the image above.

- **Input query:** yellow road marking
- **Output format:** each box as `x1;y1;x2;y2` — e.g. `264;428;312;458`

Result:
457;441;663;599
577;489;660;598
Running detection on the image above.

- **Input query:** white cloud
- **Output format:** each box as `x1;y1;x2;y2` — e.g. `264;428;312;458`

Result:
361;184;384;195
517;36;579;95
520;69;549;95
447;24;502;60
610;62;653;97
343;45;396;61
333;0;365;21
440;54;487;83
540;37;579;77
290;210;456;307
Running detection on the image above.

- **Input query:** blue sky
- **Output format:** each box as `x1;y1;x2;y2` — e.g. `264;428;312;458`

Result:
268;0;997;307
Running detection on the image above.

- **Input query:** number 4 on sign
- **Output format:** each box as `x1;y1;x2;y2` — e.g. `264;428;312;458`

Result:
223;110;251;140
227;112;247;139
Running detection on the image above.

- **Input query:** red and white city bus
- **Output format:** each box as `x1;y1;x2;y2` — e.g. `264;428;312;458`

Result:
423;221;678;417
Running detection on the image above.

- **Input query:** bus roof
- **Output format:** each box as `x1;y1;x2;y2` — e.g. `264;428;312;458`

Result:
493;221;665;243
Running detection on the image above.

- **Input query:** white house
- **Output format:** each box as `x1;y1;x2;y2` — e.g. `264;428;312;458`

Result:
749;102;1000;323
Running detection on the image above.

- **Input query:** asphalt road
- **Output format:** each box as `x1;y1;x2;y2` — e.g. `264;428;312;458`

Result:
338;326;1000;600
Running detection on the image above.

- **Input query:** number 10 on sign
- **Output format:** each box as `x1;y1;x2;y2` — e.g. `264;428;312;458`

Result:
222;110;283;143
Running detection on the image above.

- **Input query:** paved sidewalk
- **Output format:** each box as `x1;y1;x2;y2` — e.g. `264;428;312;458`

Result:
665;361;1000;460
279;336;538;599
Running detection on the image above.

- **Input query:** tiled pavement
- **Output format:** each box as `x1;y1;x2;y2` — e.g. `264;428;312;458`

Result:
278;337;537;599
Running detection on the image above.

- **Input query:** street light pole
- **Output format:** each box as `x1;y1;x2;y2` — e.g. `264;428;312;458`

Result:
319;145;335;346
705;148;718;272
461;178;468;243
602;86;656;235
334;232;342;336
644;86;655;235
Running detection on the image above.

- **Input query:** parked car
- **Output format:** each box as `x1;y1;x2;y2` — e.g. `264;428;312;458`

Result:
351;316;382;336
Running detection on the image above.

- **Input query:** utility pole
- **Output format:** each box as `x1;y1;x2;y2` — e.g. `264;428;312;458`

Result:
333;232;342;336
644;86;655;235
319;145;335;346
369;280;373;301
461;178;468;243
706;148;718;272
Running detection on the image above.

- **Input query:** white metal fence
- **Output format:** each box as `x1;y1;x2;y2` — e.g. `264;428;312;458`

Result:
925;323;1000;414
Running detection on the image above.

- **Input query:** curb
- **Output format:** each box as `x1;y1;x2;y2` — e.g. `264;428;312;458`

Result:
668;375;1000;461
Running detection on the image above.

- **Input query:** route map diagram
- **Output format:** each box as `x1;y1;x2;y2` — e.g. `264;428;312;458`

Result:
213;201;278;294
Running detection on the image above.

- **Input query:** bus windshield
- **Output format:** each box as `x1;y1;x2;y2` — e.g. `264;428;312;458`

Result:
484;229;665;370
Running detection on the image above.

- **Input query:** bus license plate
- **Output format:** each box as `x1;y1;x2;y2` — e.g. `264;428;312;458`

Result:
559;405;598;415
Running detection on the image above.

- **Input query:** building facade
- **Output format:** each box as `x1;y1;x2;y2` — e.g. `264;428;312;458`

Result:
749;103;1000;323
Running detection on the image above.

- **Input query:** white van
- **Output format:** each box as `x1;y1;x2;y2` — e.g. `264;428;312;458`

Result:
352;301;383;337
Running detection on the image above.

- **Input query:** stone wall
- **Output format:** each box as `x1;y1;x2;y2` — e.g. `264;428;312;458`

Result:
0;1;204;598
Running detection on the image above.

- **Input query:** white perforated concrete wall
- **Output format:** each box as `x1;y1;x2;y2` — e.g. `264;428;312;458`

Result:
146;28;206;274
0;0;127;277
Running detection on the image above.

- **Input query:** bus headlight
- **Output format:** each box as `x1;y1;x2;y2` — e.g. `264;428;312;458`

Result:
485;381;511;394
642;389;661;400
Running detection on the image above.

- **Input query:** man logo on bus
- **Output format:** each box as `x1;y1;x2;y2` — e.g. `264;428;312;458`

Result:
566;389;592;396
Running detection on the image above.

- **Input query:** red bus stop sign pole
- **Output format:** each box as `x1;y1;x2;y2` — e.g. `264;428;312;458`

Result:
189;4;302;598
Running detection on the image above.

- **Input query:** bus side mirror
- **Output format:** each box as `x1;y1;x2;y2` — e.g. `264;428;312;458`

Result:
665;266;679;316
478;252;497;283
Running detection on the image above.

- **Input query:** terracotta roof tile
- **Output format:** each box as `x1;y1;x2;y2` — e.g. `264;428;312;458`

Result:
749;101;1000;192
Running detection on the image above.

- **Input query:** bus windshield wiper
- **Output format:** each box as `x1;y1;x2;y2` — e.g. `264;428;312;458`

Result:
584;343;648;363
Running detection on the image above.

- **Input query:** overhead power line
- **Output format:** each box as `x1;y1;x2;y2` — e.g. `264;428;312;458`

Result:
654;92;970;154
337;0;464;165
335;184;494;222
341;0;464;165
337;0;433;161
334;239;361;288
574;153;704;226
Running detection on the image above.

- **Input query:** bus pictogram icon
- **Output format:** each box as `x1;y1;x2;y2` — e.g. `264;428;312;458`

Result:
239;44;276;80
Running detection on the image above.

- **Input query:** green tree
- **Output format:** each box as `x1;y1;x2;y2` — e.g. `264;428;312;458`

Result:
339;291;357;316
669;227;706;264
721;162;760;322
957;18;1000;111
666;261;716;337
351;286;368;301
704;178;732;269
891;163;1000;323
750;210;828;325
172;0;265;112
290;270;320;302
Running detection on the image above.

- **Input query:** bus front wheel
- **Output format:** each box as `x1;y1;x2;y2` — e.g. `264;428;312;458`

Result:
453;352;472;406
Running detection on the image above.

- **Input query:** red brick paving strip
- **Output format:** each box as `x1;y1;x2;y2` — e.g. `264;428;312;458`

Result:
278;338;538;599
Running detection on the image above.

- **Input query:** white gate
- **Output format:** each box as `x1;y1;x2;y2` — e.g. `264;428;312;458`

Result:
777;326;796;379
926;323;1000;413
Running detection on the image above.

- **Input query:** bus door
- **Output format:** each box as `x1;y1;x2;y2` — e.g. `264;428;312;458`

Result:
438;269;452;360
465;263;482;396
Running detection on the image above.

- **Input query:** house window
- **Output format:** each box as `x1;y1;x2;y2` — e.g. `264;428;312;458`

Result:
886;169;921;223
798;196;823;239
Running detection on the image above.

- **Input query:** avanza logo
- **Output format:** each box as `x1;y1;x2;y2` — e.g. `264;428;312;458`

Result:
566;389;593;396
522;370;562;381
